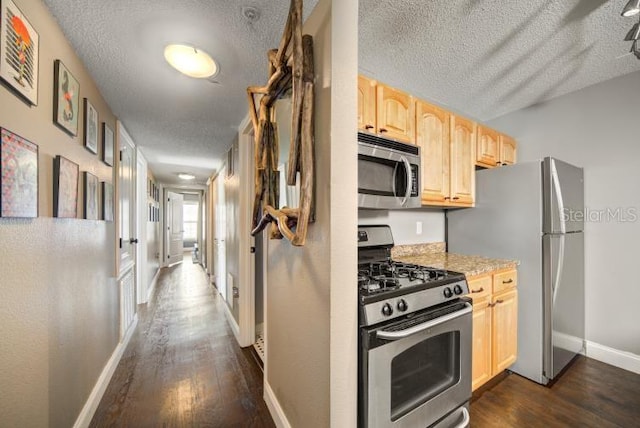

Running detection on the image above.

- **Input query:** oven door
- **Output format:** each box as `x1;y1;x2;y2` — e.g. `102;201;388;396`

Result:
364;302;472;428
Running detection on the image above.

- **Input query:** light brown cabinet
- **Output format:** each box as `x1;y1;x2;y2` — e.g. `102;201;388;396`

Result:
467;268;518;391
450;115;476;206
416;100;450;204
376;83;415;144
476;125;517;168
358;75;377;133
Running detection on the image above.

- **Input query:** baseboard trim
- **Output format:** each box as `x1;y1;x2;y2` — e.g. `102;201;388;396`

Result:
222;299;241;342
264;381;292;428
147;268;162;302
73;315;138;428
586;341;640;375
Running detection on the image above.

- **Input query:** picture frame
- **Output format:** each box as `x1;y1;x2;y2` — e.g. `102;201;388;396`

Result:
101;181;113;222
102;123;113;166
0;0;39;105
83;98;98;154
0;127;38;217
53;155;78;218
83;171;98;220
53;60;79;136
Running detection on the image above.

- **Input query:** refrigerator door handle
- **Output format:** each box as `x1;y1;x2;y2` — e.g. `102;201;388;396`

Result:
551;160;566;234
553;235;565;304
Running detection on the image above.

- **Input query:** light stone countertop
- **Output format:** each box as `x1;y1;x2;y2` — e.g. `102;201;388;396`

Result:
392;243;518;278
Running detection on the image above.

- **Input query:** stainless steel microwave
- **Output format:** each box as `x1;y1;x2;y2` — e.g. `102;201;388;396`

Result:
358;132;421;209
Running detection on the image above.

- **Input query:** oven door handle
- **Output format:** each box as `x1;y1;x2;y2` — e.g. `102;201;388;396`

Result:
453;407;470;428
376;303;472;341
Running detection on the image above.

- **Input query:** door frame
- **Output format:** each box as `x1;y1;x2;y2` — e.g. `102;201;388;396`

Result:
162;186;205;267
135;150;148;304
116;122;137;277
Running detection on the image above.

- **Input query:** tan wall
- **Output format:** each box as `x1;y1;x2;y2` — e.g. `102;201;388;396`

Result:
0;0;118;426
265;0;358;426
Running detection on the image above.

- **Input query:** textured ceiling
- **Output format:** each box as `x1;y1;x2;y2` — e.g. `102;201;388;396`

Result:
360;0;640;122
43;0;317;185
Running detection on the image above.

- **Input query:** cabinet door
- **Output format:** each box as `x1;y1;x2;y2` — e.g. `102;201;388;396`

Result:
376;83;415;144
416;100;450;204
500;134;517;165
491;289;518;376
476;125;500;168
358;75;377;133
450;116;476;206
493;269;517;295
472;298;493;391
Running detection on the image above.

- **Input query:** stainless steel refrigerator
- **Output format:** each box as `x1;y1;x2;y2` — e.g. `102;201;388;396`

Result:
448;157;584;385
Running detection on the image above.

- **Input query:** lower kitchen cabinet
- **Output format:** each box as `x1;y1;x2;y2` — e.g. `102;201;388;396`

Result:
468;269;518;391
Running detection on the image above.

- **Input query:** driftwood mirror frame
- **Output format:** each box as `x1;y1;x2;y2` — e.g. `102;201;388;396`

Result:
247;0;315;247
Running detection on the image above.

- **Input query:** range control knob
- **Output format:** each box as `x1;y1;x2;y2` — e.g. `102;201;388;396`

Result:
453;285;463;295
443;287;453;298
397;299;408;312
381;303;393;317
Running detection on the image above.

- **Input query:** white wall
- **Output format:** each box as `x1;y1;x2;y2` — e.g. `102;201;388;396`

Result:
488;71;640;356
358;209;445;244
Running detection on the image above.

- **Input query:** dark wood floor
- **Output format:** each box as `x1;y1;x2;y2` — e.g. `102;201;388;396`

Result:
90;257;274;428
470;356;640;427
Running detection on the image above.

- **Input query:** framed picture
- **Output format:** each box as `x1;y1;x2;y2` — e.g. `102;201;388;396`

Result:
101;181;113;222
102;123;113;166
83;98;98;154
53;60;79;136
0;127;37;217
83;171;98;220
53;155;78;218
0;0;39;105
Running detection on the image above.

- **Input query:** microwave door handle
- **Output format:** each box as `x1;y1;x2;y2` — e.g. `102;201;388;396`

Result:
399;156;412;206
391;162;399;198
377;303;472;340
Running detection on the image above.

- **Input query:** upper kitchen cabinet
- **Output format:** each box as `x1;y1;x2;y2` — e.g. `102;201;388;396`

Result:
500;134;517;166
450;115;476;206
476;125;500;168
358;75;377;133
416;100;450;204
376;83;415;144
476;126;518;168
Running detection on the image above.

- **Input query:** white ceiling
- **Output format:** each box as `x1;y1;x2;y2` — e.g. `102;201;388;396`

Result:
43;0;317;185
360;0;640;122
43;1;640;185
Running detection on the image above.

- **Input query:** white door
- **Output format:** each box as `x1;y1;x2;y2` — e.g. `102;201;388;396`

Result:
167;191;184;265
136;154;148;304
118;123;138;340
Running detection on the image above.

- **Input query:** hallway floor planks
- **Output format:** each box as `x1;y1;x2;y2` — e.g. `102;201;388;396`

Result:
470;356;640;427
90;258;274;428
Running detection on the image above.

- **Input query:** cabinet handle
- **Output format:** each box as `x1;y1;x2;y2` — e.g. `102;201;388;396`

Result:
495;299;504;304
379;128;388;133
471;287;484;293
488;302;496;308
496;161;501;165
444;197;451;200
365;125;374;130
502;279;513;284
501;162;508;166
452;197;460;200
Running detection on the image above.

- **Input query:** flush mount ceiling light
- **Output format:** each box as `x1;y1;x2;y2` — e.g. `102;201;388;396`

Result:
622;0;640;17
164;44;218;78
178;173;196;180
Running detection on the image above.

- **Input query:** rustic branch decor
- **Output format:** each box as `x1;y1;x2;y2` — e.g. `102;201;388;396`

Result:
247;0;315;246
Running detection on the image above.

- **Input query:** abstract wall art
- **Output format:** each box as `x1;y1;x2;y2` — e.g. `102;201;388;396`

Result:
0;127;37;217
53;59;79;136
53;155;78;218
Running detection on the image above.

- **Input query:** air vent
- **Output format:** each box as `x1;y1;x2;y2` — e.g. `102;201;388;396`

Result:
357;132;419;156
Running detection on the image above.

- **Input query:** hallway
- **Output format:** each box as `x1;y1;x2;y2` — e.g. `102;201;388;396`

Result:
90;257;274;427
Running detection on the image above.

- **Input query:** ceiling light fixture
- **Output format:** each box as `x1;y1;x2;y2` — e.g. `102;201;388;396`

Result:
178;173;196;180
164;44;218;79
622;0;640;17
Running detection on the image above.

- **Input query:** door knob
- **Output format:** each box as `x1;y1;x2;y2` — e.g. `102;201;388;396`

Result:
130;238;139;244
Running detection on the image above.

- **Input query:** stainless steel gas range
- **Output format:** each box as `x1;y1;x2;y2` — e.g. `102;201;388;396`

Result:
358;225;472;428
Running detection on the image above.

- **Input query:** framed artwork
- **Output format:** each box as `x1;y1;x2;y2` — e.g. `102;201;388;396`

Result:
53;60;79;136
53;155;78;218
102;123;113;166
83;98;98;154
0;127;37;217
0;0;39;105
83;171;98;220
101;181;113;222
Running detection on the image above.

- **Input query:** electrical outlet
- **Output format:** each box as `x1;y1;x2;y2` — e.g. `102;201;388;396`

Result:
416;221;423;235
